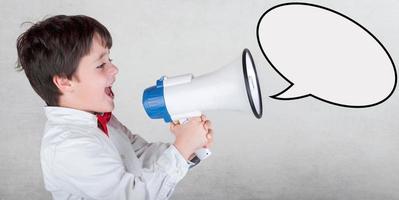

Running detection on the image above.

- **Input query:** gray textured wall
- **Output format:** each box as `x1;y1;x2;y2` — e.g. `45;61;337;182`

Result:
1;0;399;199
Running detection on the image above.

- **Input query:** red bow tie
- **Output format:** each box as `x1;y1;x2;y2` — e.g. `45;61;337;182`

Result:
97;112;112;136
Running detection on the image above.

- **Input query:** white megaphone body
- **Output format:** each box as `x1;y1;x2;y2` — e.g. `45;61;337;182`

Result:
142;48;263;165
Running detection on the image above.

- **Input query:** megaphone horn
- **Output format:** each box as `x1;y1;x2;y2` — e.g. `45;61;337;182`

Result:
143;48;263;123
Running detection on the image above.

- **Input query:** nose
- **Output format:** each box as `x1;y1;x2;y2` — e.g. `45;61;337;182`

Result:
108;63;119;76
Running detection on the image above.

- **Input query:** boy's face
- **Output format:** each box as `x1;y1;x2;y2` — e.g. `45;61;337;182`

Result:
69;34;118;113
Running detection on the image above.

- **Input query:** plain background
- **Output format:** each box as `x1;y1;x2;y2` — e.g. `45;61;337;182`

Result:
1;0;399;199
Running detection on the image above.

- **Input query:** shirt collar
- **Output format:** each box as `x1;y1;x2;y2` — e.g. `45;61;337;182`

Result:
44;106;98;125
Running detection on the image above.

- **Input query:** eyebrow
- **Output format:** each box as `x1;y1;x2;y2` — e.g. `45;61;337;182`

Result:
94;51;109;63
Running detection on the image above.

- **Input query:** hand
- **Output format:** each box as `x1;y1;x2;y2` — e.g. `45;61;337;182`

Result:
170;116;208;160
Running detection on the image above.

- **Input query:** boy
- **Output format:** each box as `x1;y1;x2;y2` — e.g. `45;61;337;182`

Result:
16;15;213;200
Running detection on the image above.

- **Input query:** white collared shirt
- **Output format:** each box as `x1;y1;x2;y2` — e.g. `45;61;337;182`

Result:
41;106;189;200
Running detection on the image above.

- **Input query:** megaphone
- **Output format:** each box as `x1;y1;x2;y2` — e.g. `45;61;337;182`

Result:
142;48;263;164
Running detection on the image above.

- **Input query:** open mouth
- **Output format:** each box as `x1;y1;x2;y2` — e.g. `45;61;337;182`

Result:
105;86;114;99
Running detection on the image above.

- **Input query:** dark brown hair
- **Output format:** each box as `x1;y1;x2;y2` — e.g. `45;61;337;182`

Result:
16;15;112;106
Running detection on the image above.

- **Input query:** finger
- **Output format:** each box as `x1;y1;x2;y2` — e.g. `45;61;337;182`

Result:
169;123;176;131
204;130;213;148
203;120;212;131
207;131;213;140
169;123;175;129
201;115;207;122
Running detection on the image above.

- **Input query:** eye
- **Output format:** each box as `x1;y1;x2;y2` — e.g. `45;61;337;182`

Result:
97;63;106;68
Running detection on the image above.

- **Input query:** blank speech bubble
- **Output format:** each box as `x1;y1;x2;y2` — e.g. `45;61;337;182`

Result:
256;2;397;108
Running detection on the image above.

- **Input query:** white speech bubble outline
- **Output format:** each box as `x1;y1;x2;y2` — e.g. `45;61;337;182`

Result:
256;2;397;108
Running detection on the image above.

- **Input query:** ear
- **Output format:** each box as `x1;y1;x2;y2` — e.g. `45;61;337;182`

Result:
53;75;73;93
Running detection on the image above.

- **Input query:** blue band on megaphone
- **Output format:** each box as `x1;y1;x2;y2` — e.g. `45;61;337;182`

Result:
142;77;172;122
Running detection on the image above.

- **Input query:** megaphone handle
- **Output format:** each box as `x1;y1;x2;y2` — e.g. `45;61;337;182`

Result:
189;148;212;168
195;148;212;160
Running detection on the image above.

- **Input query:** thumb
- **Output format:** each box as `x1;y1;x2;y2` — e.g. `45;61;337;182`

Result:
169;123;177;131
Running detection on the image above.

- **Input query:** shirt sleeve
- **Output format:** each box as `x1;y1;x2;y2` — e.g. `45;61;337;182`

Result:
110;115;189;169
51;133;189;200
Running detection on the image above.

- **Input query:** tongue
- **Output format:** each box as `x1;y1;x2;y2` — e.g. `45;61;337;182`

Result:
105;87;113;97
109;87;114;97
